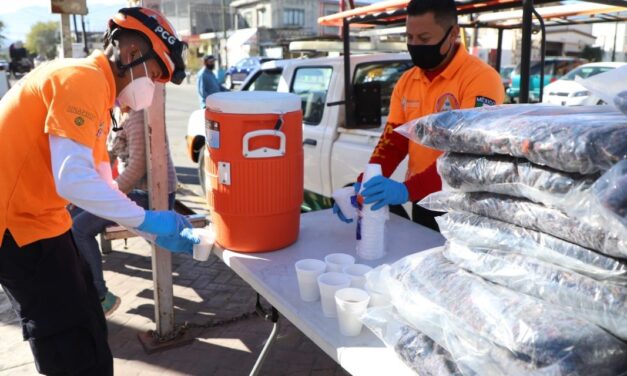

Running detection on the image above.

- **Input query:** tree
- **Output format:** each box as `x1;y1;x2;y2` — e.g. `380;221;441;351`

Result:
0;20;5;45
25;21;59;59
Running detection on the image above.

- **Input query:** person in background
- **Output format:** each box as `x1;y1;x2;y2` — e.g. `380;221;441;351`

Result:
333;0;504;231
71;108;179;317
0;7;197;375
197;54;226;108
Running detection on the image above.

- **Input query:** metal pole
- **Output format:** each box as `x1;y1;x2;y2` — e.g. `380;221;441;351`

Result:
612;21;618;62
519;0;533;104
496;28;503;73
222;0;228;69
532;7;546;103
72;14;79;43
81;16;88;55
342;18;352;128
60;14;73;58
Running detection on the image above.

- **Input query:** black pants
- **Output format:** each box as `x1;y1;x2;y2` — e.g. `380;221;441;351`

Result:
412;203;443;232
0;230;113;376
390;203;443;232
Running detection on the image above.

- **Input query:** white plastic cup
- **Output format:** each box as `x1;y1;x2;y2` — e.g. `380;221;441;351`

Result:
324;253;355;273
318;272;351;317
335;288;370;336
365;283;390;307
192;227;215;262
332;186;357;221
342;264;373;289
295;259;327;302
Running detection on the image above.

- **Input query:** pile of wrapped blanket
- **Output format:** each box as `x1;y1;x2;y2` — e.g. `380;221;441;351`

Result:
363;104;627;375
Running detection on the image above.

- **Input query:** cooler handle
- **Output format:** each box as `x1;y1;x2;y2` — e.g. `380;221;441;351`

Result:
242;130;286;159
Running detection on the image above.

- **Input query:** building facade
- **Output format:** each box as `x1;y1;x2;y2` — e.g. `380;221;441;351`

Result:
230;0;345;36
162;0;233;36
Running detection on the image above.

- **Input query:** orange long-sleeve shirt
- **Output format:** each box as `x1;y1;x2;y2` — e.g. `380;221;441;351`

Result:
361;45;504;203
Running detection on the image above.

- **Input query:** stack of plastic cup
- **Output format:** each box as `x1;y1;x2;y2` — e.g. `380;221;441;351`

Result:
356;163;389;260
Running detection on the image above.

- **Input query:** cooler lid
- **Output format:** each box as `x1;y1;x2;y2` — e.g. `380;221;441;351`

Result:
206;92;301;115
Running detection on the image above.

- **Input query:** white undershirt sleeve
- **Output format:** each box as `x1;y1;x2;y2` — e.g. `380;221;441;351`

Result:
96;161;119;190
49;135;146;227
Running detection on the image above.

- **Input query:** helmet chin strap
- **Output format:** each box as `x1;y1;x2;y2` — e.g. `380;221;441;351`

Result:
112;41;156;78
111;109;122;132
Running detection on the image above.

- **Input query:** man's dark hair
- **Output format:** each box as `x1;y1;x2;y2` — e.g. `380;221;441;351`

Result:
407;0;458;27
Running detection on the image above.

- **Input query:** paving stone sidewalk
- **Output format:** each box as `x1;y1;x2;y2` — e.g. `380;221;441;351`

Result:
0;187;350;376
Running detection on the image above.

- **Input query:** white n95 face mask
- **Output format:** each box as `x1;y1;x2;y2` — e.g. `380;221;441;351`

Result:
117;57;155;111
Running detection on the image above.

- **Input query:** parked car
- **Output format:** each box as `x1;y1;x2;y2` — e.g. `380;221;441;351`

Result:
224;56;275;89
506;57;587;102
499;65;515;92
8;41;32;79
187;53;414;213
0;59;9;99
542;62;626;106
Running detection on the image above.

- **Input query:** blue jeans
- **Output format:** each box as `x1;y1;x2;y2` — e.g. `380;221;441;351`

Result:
70;190;175;300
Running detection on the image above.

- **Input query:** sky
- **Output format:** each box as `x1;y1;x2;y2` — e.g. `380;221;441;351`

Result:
0;0;384;47
0;0;128;46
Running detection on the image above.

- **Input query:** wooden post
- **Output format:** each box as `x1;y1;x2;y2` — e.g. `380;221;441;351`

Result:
144;82;175;338
60;14;73;58
135;0;194;353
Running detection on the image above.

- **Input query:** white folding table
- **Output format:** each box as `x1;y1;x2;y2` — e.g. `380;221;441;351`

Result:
213;209;445;376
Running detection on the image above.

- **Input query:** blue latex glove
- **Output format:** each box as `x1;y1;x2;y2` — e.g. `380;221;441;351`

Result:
137;210;192;237
155;228;200;254
332;182;362;223
332;203;353;223
361;176;409;211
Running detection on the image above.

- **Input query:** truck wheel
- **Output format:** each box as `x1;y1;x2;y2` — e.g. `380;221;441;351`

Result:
198;145;207;197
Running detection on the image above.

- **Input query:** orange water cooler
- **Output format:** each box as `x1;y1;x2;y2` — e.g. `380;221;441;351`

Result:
204;92;303;252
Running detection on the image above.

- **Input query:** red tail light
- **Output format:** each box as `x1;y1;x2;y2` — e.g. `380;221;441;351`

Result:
550;77;558;83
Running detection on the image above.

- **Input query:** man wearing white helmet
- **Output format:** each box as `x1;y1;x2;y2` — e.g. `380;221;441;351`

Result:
0;7;193;375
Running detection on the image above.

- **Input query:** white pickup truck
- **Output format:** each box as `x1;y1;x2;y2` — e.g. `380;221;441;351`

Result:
186;53;413;213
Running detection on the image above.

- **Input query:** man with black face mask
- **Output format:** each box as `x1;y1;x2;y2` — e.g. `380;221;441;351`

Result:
333;0;504;231
197;55;227;109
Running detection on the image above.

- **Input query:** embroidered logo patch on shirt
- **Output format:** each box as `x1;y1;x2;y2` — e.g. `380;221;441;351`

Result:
67;105;96;121
401;97;421;112
475;96;496;107
435;93;460;112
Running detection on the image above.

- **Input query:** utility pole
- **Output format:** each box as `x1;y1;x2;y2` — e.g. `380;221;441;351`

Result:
612;21;618;62
72;14;79;43
222;0;228;69
60;14;73;58
519;0;533;103
81;15;88;55
51;0;87;58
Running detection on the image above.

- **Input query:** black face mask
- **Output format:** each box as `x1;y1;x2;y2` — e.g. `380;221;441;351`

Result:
407;26;453;70
206;64;215;70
